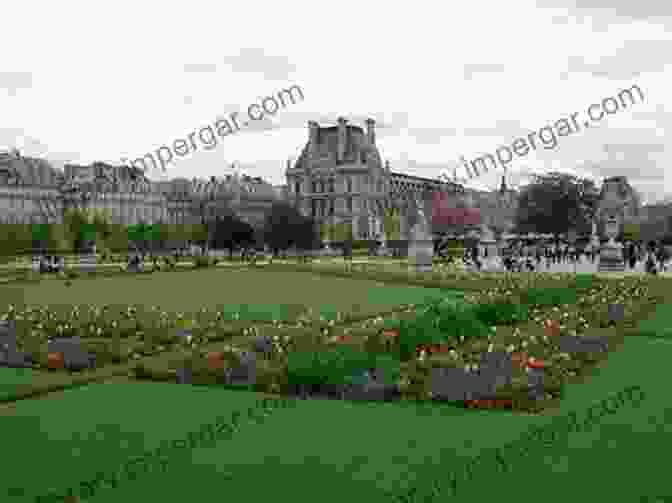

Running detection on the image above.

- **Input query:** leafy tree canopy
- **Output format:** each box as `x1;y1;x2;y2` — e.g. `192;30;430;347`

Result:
514;172;600;236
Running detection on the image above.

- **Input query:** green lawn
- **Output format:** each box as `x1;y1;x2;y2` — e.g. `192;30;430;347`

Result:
0;268;455;317
3;273;671;503
1;334;669;503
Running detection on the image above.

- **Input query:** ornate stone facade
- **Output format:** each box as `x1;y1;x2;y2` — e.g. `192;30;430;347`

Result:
285;118;467;239
0;152;280;227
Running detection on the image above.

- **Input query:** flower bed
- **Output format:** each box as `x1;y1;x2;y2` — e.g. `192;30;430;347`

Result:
123;274;668;414
2;271;667;413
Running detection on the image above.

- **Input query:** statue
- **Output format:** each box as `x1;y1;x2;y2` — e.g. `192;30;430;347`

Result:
410;203;431;240
596;180;626;272
407;196;433;273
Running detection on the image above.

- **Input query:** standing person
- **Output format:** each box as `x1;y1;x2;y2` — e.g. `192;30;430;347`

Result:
628;241;636;270
646;249;657;275
656;243;666;272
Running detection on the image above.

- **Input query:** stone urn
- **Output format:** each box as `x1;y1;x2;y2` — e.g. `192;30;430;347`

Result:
598;213;625;272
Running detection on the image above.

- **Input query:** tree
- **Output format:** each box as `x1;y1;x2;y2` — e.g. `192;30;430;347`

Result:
293;216;320;259
90;209;113;249
621;222;641;242
332;221;354;243
382;208;401;241
263;202;303;258
211;214;255;259
179;177;237;253
514;172;599;238
105;223;130;253
63;208;92;253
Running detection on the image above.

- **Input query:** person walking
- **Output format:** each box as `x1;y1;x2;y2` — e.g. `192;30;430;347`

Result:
656;244;666;272
646;250;657;275
628;242;637;270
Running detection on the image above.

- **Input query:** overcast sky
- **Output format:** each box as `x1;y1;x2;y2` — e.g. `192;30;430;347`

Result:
1;0;670;204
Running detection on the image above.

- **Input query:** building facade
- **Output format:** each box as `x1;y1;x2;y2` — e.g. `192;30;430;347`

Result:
284;117;515;239
285;117;470;239
0;152;281;228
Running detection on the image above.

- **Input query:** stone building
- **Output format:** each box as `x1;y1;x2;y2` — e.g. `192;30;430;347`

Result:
157;169;281;228
0;151;280;228
62;162;169;225
285;117;466;239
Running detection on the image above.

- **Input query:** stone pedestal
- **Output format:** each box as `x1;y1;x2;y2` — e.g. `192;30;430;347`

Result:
409;239;433;273
598;239;625;272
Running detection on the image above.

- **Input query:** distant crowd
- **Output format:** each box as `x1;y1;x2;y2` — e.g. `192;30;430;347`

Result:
457;239;671;274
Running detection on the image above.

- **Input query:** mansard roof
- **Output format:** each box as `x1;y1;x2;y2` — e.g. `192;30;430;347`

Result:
293;124;382;170
0;155;61;186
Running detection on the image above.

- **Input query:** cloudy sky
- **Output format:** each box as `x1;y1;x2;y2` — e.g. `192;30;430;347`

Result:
1;0;669;203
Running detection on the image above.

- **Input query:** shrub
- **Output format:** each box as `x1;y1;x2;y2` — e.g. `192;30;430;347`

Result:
285;345;402;387
521;287;577;306
471;301;528;326
192;255;213;268
572;274;594;291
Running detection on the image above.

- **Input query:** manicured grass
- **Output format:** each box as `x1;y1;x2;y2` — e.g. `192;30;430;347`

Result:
1;336;669;503
637;303;672;339
0;368;38;400
0;268;453;316
3;272;671;503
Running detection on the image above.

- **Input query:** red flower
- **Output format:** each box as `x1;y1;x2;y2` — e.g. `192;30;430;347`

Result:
526;358;548;369
381;329;399;338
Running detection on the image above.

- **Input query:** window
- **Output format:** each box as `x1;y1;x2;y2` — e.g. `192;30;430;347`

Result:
329;180;335;193
311;199;317;217
361;152;366;164
330;199;335;215
347;198;353;212
346;177;352;193
319;181;324;193
312;182;317;193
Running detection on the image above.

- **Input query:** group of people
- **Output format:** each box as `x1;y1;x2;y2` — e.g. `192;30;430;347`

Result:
458;239;671;274
37;255;64;273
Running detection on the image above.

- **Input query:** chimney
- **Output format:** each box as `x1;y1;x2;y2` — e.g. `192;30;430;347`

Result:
365;118;375;145
308;121;319;156
337;117;347;163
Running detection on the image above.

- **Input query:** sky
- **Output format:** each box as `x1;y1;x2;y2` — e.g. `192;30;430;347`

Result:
0;0;670;204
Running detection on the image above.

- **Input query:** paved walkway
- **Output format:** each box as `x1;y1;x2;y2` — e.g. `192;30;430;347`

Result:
3;256;671;278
